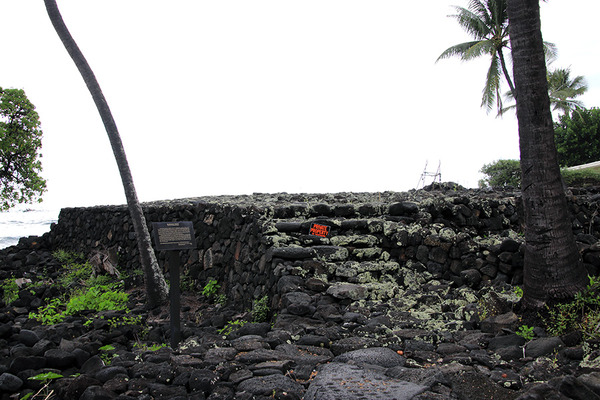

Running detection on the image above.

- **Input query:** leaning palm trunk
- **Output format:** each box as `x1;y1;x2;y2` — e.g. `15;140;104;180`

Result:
506;0;587;308
45;0;168;308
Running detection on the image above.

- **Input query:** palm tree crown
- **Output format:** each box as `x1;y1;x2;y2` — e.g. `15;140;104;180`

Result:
547;67;588;115
437;0;556;114
499;67;588;117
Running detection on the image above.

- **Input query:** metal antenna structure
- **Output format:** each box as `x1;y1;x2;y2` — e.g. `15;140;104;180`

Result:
417;161;442;189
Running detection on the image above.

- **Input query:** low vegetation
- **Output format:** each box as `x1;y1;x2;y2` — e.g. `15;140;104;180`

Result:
480;159;600;188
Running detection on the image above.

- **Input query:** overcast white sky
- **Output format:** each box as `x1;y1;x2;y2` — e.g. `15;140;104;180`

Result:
1;0;599;209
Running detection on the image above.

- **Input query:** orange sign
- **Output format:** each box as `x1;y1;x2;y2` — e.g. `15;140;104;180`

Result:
309;223;330;238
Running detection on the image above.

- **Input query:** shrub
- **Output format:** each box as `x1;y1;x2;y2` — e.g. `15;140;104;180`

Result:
554;108;600;167
561;168;600;187
479;159;521;188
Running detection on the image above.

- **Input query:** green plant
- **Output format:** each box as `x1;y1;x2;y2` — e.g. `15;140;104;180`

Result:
479;159;521;188
218;319;247;336
52;249;84;265
517;325;535;341
21;371;64;400
0;87;47;211
561;168;600;187
514;286;524;298
216;294;227;306
99;344;116;365
133;342;167;352
57;261;94;288
543;276;600;338
1;278;19;305
66;284;128;314
107;314;142;330
180;273;195;292
554;107;600;167
202;279;220;300
252;295;270;323
29;298;65;325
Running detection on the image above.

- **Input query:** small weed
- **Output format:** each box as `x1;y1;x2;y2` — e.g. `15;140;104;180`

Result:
107;314;142;330
218;319;247;336
202;279;220;300
133;342;167;352
99;344;116;365
52;249;84;264
29;298;65;325
181;273;195;292
216;293;227;306
252;295;270;322
1;278;19;305
543;276;600;338
514;286;523;298
516;325;535;341
21;371;63;400
66;284;128;314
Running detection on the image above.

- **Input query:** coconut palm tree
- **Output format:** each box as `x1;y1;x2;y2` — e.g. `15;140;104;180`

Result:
437;0;556;114
499;67;588;117
506;0;587;309
547;67;588;115
44;0;169;308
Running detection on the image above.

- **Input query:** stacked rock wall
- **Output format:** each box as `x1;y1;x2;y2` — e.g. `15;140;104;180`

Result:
42;186;600;309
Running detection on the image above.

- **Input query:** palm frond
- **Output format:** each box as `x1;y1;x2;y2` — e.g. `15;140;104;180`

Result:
437;41;485;62
482;54;501;112
496;103;516;118
543;41;558;64
449;6;490;39
464;40;495;60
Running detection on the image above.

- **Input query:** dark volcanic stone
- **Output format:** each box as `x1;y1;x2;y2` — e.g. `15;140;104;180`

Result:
62;375;102;400
0;372;23;392
389;202;419;216
333;347;405;368
17;329;40;347
525;337;565;359
282;292;313;316
449;371;520;400
79;385;115;400
189;369;218;394
305;362;426;400
44;348;77;369
81;355;105;374
95;366;129;383
237;374;304;397
9;356;46;373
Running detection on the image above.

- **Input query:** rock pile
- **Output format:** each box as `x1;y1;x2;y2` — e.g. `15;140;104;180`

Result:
1;236;600;400
2;186;600;399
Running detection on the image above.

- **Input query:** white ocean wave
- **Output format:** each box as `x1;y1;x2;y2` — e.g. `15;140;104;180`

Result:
0;208;59;249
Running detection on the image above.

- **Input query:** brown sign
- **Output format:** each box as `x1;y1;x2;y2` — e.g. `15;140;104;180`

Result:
309;223;330;238
152;221;196;251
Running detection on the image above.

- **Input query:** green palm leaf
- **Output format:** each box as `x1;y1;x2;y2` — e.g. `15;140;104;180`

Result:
438;0;518;114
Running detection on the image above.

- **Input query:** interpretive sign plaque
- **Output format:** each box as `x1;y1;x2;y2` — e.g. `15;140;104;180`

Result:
152;221;195;251
151;221;196;348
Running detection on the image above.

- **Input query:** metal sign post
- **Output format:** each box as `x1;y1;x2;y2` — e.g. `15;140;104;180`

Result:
152;221;196;349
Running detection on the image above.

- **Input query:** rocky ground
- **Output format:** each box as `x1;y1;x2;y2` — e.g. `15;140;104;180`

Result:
2;241;600;400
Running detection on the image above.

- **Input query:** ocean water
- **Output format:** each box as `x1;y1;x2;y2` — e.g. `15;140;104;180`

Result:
0;208;59;249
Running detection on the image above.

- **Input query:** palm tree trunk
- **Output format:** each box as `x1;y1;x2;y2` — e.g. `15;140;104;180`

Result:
44;0;168;308
506;0;587;308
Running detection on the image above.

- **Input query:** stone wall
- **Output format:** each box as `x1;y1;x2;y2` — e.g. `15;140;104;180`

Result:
41;185;600;309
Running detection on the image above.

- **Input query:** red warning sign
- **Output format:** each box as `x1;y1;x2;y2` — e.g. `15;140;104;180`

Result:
309;223;330;238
